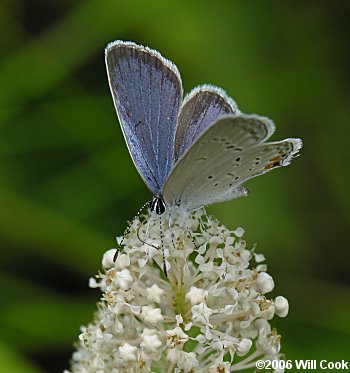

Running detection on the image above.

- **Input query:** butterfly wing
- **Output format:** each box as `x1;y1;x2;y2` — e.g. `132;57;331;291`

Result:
163;114;301;209
174;85;239;162
105;41;183;195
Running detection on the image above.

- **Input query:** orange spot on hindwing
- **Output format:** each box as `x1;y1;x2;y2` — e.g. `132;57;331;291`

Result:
264;156;283;170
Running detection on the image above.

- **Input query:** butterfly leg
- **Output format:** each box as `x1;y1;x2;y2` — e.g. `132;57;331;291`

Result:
113;248;119;262
158;216;168;277
168;212;178;252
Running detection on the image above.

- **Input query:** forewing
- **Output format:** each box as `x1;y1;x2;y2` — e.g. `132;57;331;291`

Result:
174;85;240;162
163;115;301;209
106;41;182;195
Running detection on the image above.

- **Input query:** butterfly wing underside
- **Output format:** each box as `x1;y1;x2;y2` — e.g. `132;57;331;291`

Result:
163;115;302;209
174;85;239;162
105;41;182;195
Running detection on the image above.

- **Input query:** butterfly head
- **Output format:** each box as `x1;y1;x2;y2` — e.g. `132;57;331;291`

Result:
150;196;166;215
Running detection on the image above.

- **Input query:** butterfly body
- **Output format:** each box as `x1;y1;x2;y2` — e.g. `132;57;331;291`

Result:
105;41;302;212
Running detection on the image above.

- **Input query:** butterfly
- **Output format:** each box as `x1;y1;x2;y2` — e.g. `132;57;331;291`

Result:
105;41;302;215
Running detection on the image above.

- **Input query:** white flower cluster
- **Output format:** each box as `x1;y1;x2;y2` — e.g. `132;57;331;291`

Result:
66;207;289;372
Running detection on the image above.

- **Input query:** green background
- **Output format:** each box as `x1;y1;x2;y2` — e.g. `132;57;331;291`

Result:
0;1;349;372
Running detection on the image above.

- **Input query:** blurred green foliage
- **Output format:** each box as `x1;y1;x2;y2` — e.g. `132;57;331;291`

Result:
0;0;349;372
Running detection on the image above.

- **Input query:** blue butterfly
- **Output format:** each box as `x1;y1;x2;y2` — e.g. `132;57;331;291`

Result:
105;41;302;215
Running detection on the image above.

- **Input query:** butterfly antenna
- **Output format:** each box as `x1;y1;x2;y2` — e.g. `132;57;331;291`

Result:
113;200;151;262
159;216;168;277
